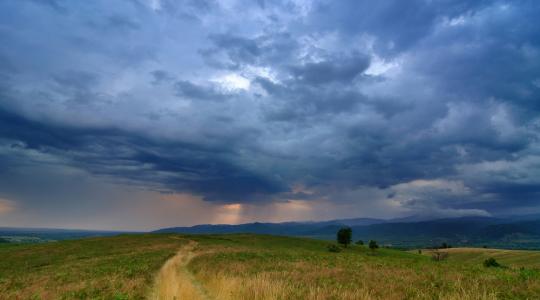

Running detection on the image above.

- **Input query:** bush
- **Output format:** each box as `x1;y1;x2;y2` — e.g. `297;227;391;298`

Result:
368;240;378;250
355;240;364;246
418;249;422;254
337;227;352;247
431;251;449;261
327;244;342;253
483;257;501;268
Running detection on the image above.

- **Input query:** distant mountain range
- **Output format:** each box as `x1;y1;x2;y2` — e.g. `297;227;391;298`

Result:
154;215;540;249
0;227;127;243
3;214;540;249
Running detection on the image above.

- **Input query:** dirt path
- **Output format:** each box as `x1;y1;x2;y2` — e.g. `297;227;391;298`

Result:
149;240;211;300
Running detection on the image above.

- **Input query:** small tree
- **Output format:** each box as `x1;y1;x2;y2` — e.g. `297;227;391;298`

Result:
355;240;364;246
368;240;378;250
337;227;352;247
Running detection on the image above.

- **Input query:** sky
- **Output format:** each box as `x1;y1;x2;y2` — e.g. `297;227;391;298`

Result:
0;0;539;231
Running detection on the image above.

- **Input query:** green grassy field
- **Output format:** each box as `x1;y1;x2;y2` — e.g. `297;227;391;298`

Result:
0;234;186;299
417;248;540;269
1;234;539;299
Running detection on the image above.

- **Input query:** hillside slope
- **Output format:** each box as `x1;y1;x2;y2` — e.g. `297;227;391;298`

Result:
0;234;185;299
420;247;540;268
154;216;540;249
2;234;540;299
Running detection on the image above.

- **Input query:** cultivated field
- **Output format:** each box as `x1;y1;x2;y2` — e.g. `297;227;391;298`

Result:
1;234;539;299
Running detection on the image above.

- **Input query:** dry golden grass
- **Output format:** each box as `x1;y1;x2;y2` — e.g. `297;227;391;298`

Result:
199;271;375;300
185;235;540;300
418;247;540;268
191;259;504;300
2;234;540;299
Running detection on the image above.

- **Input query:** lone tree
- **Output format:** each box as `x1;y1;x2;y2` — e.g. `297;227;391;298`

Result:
368;240;379;250
337;227;352;247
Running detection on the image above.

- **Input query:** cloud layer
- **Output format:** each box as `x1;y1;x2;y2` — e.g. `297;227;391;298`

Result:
1;0;539;229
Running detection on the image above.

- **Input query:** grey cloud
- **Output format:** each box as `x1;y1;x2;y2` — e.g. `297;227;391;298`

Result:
309;0;495;56
209;34;261;64
0;108;285;203
289;54;370;85
157;0;218;20
1;0;540;226
174;80;231;101
29;0;67;12
52;70;100;91
201;32;299;70
151;70;175;85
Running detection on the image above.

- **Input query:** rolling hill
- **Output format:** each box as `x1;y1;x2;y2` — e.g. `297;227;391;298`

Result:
0;227;129;243
1;233;539;299
155;216;540;249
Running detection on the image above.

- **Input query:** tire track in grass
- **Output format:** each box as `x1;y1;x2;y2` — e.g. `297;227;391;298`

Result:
150;240;211;300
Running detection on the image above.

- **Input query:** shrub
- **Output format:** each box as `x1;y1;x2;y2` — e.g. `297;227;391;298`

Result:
483;257;501;268
431;251;449;261
337;227;352;247
368;240;378;250
327;244;342;253
418;249;422;254
355;240;364;246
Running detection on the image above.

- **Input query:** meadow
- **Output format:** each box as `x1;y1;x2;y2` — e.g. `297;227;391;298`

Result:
0;234;185;299
1;234;539;299
418;247;540;269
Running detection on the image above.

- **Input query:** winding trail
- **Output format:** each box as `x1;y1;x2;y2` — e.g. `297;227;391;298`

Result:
150;240;211;300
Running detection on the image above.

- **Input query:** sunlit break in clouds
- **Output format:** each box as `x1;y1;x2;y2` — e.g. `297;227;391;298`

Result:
0;0;539;230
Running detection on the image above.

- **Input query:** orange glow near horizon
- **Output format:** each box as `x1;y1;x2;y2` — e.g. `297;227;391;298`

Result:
0;198;15;214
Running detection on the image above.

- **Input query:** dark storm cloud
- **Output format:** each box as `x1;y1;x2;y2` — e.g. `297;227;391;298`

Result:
1;0;540;222
174;80;231;101
309;0;494;56
0;107;286;203
200;32;299;70
289;54;370;85
150;70;174;85
207;34;262;65
52;71;100;92
259;83;366;120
